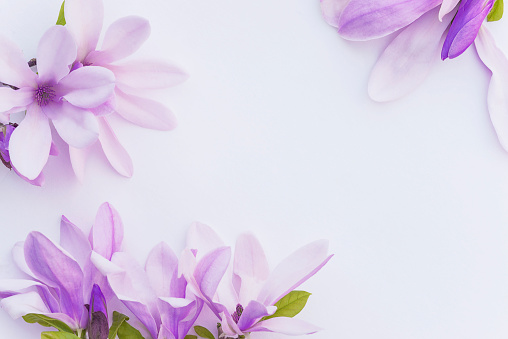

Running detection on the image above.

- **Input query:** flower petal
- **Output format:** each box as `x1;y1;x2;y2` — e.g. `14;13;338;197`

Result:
186;223;224;260
158;297;201;339
107;59;188;92
65;0;104;61
0;35;37;88
257;240;332;306
237;300;275;331
12;241;35;278
114;89;177;131
338;0;442;40
59;66;115;109
0;87;33;113
439;0;461;21
368;7;453;102
87;16;151;65
0;292;50;319
90;202;124;260
69;145;91;182
194;246;231;302
145;242;185;298
320;0;350;28
37;26;76;84
97;117;134;177
48;101;99;148
9;104;52;180
441;0;494;59
60;215;92;268
249;317;321;335
24;232;84;322
475;26;508;152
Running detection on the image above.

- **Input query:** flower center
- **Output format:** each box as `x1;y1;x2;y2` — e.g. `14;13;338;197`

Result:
231;304;244;324
34;85;55;106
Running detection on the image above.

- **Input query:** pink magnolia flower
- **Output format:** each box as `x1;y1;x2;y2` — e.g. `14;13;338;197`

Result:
0;25;115;180
321;0;508;152
180;223;333;338
63;0;188;179
0;203;123;332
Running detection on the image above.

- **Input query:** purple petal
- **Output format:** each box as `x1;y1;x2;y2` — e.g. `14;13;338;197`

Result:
475;26;508;152
368;7;452;102
86;16;151;65
36;26;76;84
236;300;275;331
12;241;35;278
114;89;177;131
13;166;45;186
107;59;188;92
257;240;333;306
90;202;124;260
24;232;84;323
60;215;92;268
439;0;461;20
194;246;231;302
65;0;104;61
320;0;350;28
69;145;91;182
442;0;494;59
9;104;52;180
186;223;224;260
145;242;186;299
338;0;442;40
58;66;115;109
0;292;50;319
47;101;99;148
158;297;201;339
97;117;134;177
0;87;33;113
158;324;177;339
89;284;108;317
0;34;37;88
249;317;321;335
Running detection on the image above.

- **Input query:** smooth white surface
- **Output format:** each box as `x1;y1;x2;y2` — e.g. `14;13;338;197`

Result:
1;0;508;338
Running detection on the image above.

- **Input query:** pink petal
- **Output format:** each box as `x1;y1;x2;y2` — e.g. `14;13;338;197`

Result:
97;117;134;177
0;292;50;319
36;26;76;84
145;242;183;298
257;240;333;306
439;0;461;21
69;145;91;182
237;300;275;331
107;59;188;92
338;0;442;40
233;233;270;304
90;202;124;260
320;0;350;28
64;0;104;61
114;89;177;131
13;167;45;186
368;7;452;102
0;87;33;113
0;35;37;88
186;222;224;260
48;101;99;148
60;215;92;268
9;104;52;180
249;317;321;335
475;26;508;152
59;66;115;109
194;247;231;301
87;16;151;65
12;241;35;278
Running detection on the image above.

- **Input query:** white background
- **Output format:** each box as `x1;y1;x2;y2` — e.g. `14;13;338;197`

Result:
1;0;508;338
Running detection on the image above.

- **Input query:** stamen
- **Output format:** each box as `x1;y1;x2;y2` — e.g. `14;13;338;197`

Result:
231;303;244;324
34;85;55;106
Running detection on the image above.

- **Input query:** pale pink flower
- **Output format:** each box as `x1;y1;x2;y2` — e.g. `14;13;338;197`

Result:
0;26;115;180
64;0;188;179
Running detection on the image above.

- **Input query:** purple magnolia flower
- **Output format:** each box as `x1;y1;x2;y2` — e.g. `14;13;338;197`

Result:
0;203;123;332
321;0;494;101
63;0;188;179
0;25;115;180
92;241;213;339
180;223;333;338
88;284;108;339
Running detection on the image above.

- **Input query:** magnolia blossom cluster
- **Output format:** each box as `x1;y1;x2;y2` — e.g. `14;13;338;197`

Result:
0;0;187;186
0;203;333;339
321;0;508;151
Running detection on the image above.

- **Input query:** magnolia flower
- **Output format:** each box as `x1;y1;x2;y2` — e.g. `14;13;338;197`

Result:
88;284;109;339
63;0;188;179
0;25;115;180
0;203;123;332
181;223;333;338
92;241;219;339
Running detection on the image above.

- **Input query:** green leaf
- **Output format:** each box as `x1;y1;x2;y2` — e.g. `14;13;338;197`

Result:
263;290;311;320
194;326;215;339
41;332;80;339
56;1;66;25
184;336;198;339
117;320;145;339
23;314;74;334
488;0;504;21
109;311;129;339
